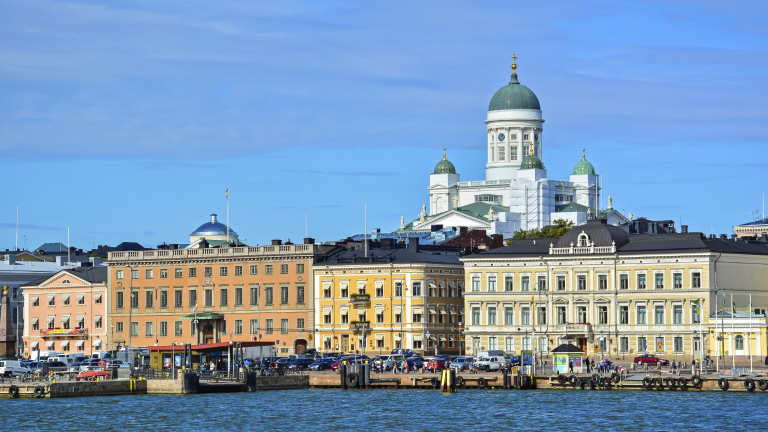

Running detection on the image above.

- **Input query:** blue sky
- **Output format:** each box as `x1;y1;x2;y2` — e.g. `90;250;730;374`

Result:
2;0;768;250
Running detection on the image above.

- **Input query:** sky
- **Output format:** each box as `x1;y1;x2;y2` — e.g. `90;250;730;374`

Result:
2;0;768;251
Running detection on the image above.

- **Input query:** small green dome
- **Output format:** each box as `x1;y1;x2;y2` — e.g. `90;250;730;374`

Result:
520;153;544;170
573;149;596;175
489;73;541;111
434;148;456;174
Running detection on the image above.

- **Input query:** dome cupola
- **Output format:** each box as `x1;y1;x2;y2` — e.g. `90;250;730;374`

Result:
433;147;457;174
573;148;596;175
519;146;544;170
488;54;541;111
189;214;239;243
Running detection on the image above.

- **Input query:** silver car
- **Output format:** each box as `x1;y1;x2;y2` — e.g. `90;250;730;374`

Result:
450;357;474;371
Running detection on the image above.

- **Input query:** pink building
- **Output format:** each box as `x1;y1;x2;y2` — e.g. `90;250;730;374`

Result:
22;267;108;358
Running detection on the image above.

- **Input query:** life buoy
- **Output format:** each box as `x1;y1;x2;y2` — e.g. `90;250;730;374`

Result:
678;378;688;388
568;375;578;386
654;378;663;390
478;377;487;389
691;375;702;387
757;379;768;391
588;380;596;390
744;378;756;392
557;374;567;385
642;377;652;389
611;372;620;383
8;385;19;397
430;377;440;389
345;373;359;389
34;386;45;398
98;360;107;368
590;374;600;383
665;378;677;389
718;378;729;391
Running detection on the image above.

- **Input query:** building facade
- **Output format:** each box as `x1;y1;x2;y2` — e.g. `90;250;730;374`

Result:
106;241;326;356
461;219;768;361
313;239;465;356
21;267;108;357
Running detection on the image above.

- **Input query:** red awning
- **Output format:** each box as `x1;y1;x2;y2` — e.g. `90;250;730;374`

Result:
147;341;274;351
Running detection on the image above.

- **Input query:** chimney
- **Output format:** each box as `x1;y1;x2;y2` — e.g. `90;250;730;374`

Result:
271;239;282;246
381;238;395;250
731;234;738;240
55;256;66;266
460;226;468;235
371;229;381;240
681;225;688;233
4;254;15;265
407;237;419;253
720;234;727;240
303;237;315;245
90;257;102;267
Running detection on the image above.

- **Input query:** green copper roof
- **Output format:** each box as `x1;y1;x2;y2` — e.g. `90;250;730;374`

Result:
489;73;541;111
433;148;456;174
520;153;544;170
573;149;596;175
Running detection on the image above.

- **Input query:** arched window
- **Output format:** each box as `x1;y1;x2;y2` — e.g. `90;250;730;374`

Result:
577;233;590;247
735;335;744;350
62;279;71;284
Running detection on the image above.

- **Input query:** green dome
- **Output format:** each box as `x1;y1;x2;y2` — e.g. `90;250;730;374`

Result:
520;153;544;170
573;149;595;175
434;148;456;174
489;73;541;111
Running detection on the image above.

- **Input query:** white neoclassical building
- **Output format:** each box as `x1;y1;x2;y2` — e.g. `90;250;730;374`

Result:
401;57;628;239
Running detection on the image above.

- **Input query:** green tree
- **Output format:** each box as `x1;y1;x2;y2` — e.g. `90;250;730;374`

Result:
505;219;575;245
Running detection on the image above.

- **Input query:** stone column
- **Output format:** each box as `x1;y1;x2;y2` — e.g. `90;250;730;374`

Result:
0;287;18;359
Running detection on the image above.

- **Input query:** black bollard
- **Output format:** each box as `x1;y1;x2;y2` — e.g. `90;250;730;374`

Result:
450;368;457;392
341;364;347;390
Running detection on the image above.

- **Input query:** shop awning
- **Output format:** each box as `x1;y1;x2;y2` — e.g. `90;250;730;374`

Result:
374;305;385;313
458;307;464;314
412;334;423;341
75;340;85;347
439;335;446;341
31;296;39;304
375;334;385;341
76;294;85;303
47;315;55;324
181;313;224;321
449;335;456;341
393;333;402;341
357;280;366;288
428;307;437;314
61;340;70;347
393;305;402;313
31;317;39;325
428;282;436;288
47;294;55;303
92;339;102;347
374;281;384;289
30;341;39;349
62;294;70;302
439;308;447;314
94;315;102;322
93;293;102;302
412;307;423;314
60;315;70;322
45;341;55;348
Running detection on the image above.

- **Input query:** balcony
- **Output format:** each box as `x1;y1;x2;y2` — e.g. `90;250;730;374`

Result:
565;323;593;335
40;328;88;337
349;293;371;306
350;320;371;331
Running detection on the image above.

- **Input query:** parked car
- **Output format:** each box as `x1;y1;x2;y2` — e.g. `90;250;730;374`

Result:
34;361;69;374
287;358;314;370
475;356;504;372
373;355;390;369
426;358;448;372
450;357;474;371
634;355;669;366
331;356;368;371
405;357;424;370
69;361;87;373
309;358;335;371
384;354;406;371
0;360;31;377
80;359;105;372
506;355;521;367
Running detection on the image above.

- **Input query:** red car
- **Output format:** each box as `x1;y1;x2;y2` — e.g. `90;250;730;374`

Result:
331;356;369;371
634;354;669;366
426;358;447;372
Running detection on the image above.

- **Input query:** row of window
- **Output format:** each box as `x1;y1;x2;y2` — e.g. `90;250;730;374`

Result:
115;263;306;280
322;281;464;299
322;310;464;325
37;341;99;353
114;285;305;309
469;304;702;326
34;294;103;307
34;315;102;331
113;318;306;337
472;335;698;354
470;272;702;292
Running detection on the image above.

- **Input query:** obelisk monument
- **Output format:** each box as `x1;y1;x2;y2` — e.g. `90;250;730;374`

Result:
0;286;17;359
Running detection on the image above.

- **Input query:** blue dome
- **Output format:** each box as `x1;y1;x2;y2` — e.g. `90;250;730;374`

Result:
191;214;238;237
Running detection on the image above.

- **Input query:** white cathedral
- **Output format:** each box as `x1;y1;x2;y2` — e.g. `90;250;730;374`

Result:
400;57;628;239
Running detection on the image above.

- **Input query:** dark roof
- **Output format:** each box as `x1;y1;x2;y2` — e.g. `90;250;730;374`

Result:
479;238;556;255
552;343;585;353
21;266;108;287
322;249;461;266
35;242;69;253
556;219;629;248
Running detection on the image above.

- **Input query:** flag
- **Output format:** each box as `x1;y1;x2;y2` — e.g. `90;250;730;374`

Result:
692;299;700;314
732;301;736;313
226;185;229;200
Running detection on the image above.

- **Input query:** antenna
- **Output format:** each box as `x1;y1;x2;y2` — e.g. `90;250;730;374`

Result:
16;206;19;251
67;226;71;266
364;202;368;256
305;214;308;239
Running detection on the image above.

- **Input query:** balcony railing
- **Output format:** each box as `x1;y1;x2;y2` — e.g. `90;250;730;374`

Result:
565;323;593;334
349;294;371;305
108;244;323;261
350;320;370;331
550;242;616;255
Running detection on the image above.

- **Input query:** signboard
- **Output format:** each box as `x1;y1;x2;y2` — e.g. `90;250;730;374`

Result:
553;354;567;373
521;350;533;365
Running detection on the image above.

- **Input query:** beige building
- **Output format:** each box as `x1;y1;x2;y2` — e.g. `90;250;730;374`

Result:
461;219;768;361
314;238;464;356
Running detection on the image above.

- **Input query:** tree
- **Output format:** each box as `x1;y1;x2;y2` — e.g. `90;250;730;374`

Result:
505;219;575;245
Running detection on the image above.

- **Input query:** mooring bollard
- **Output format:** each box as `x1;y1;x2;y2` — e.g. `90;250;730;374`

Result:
340;364;347;390
450;368;457;392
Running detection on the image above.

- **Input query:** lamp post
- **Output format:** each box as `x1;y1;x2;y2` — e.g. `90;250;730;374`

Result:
126;265;137;363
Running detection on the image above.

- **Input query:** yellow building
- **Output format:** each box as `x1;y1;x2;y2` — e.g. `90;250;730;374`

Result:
313;238;464;356
461;219;768;361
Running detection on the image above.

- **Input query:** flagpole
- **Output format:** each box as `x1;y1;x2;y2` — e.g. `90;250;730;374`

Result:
226;184;230;247
699;297;703;373
731;293;735;371
749;294;753;373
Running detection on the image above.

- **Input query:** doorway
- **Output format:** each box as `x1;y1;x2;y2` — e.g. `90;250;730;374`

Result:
577;338;587;352
204;324;214;345
294;339;307;354
341;335;349;353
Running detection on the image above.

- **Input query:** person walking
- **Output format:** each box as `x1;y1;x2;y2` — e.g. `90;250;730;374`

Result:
568;360;574;374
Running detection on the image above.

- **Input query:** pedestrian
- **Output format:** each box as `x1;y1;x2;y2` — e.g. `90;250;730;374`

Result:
568;360;574;374
591;359;595;372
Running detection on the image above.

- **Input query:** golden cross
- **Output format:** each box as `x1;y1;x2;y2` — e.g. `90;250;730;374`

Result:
443;147;447;160
582;147;586;161
512;53;517;72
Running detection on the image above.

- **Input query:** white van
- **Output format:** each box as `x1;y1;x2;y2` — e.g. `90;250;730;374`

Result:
475;356;504;372
476;350;506;359
0;360;31;377
384;354;405;371
30;350;61;361
49;357;77;367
